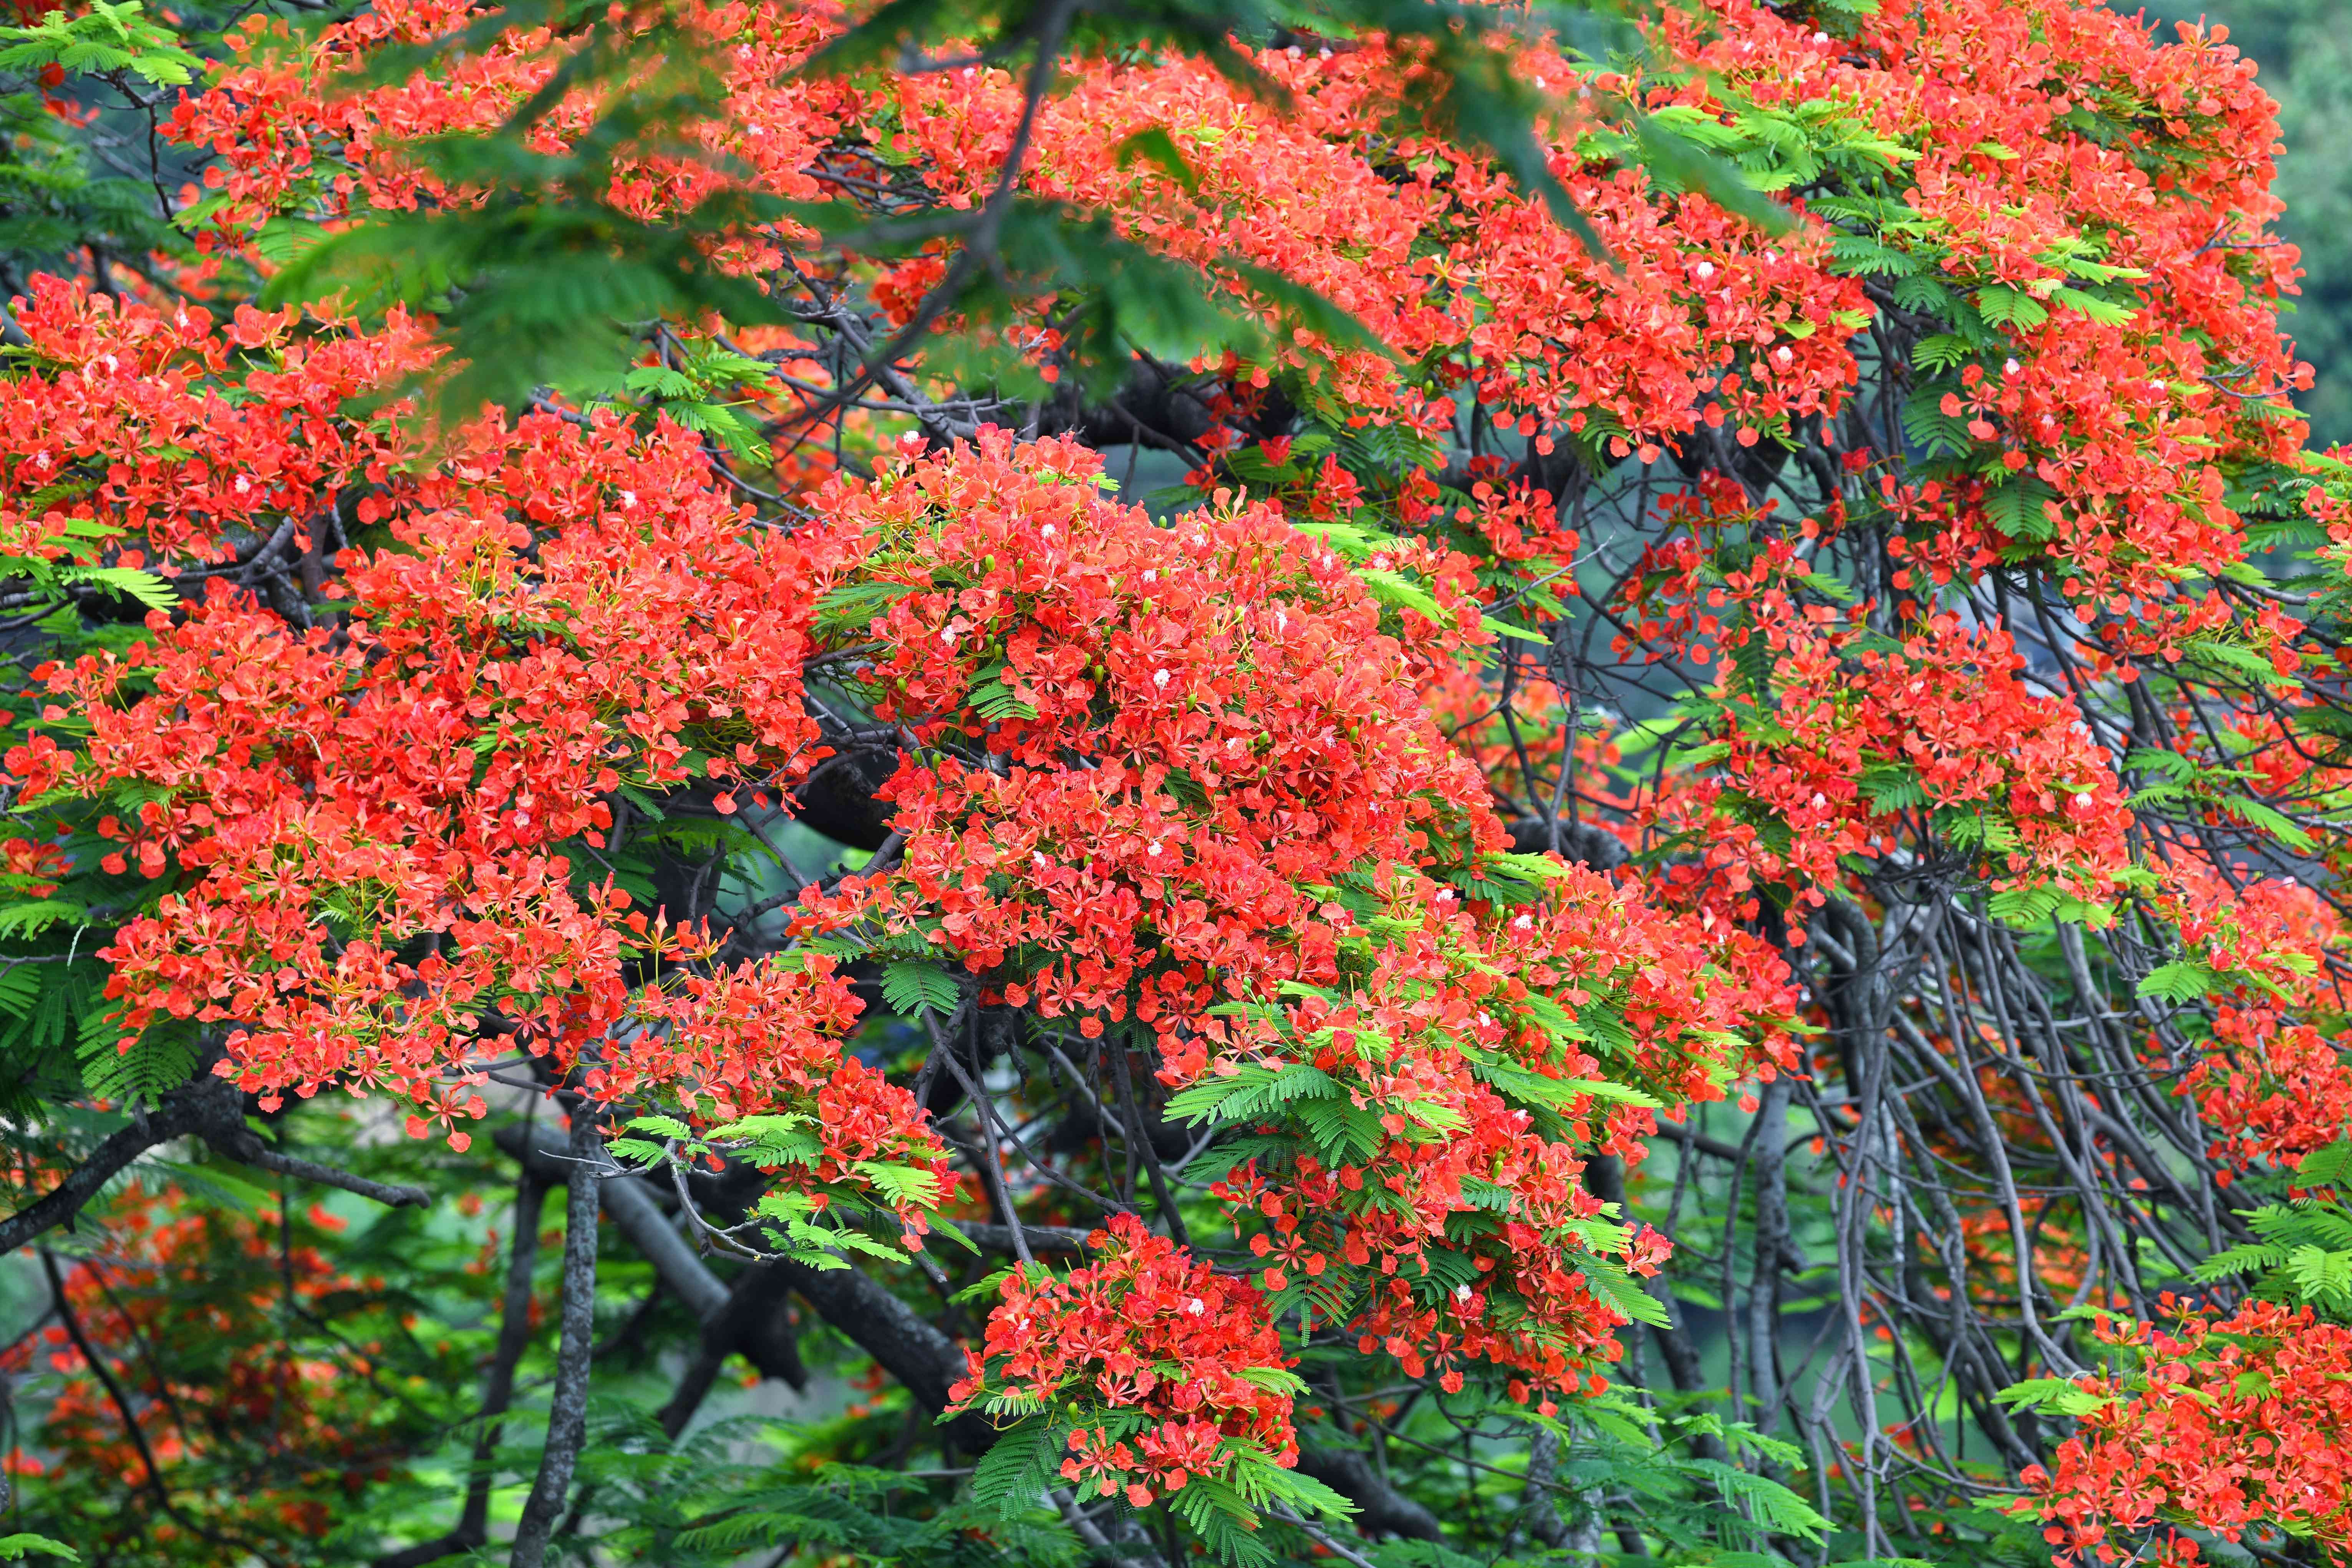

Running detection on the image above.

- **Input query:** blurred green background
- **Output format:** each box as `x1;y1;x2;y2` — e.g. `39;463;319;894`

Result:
2138;0;2352;446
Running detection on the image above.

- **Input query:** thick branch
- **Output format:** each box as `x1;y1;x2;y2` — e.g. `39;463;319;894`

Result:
498;1119;1435;1526
775;1254;1000;1450
494;1124;836;1415
0;1079;239;1254
496;1121;728;1318
1292;1447;1445;1542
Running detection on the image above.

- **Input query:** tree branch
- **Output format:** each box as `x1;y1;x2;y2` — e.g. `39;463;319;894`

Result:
509;1109;603;1568
1291;1447;1444;1542
0;1079;238;1255
204;1124;431;1210
0;1077;426;1262
41;1246;290;1568
951;1219;1095;1255
774;1254;1000;1451
496;1121;727;1319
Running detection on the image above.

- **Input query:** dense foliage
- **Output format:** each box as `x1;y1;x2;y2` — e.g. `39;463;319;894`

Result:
2140;0;2351;447
0;0;2349;1565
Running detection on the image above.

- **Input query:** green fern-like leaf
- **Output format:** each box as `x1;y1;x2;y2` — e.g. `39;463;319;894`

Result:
880;960;961;1019
1683;1457;1831;1541
1164;1063;1342;1126
0;900;84;938
1577;1255;1671;1329
2297;1138;2352;1185
965;1419;1064;1521
78;1009;198;1107
2196;1200;2352;1314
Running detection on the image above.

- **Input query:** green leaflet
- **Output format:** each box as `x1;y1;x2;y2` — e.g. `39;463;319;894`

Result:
1163;1062;1344;1126
2136;959;2220;1004
880;960;961;1019
1993;1376;2118;1418
77;1005;197;1108
1576;1254;1671;1328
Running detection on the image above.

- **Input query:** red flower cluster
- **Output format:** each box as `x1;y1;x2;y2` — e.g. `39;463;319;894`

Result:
879;25;1870;455
949;1213;1296;1507
1679;0;2300;642
1717;603;2132;900
1626;486;2134;906
798;430;1494;1031
171;0;848;267
2026;1302;2352;1566
1188;865;1774;1397
2156;870;2352;1167
3;0;2345;1550
790;435;1793;1402
0;276;431;567
0;283;946;1227
2186;1008;2352;1169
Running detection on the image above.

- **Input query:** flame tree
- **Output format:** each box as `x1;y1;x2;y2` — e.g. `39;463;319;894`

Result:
0;0;2348;1565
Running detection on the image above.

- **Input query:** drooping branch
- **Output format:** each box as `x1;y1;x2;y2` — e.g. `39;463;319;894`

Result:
0;1077;425;1260
202;1122;431;1211
493;1119;991;1444
0;1092;224;1255
40;1246;291;1568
